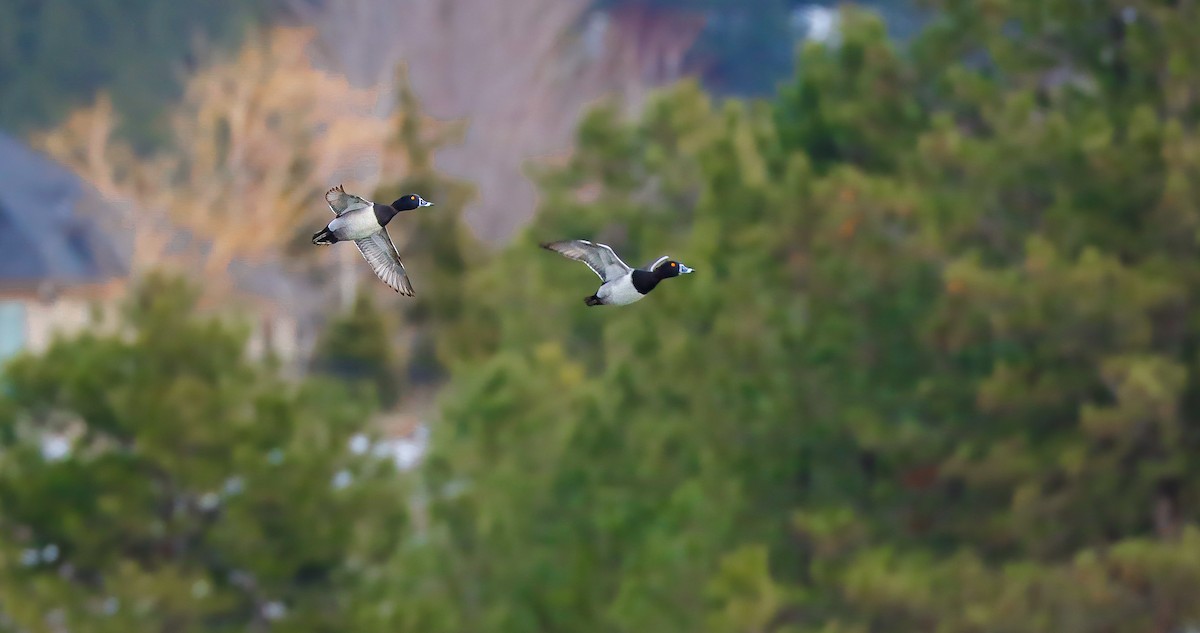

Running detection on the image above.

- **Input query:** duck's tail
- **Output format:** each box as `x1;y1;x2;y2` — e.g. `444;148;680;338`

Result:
312;227;338;245
584;295;603;306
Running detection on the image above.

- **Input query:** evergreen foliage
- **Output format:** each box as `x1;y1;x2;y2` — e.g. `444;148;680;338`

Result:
370;2;1200;630
311;290;403;409
0;275;408;631
7;0;1200;630
0;0;271;147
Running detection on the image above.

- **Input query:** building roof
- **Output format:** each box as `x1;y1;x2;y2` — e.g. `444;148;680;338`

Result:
0;132;128;288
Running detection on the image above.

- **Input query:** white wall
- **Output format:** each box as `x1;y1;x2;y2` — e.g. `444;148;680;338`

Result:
0;296;120;364
0;294;305;372
23;298;116;352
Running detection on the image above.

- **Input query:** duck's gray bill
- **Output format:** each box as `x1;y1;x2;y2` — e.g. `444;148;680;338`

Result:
679;264;694;274
419;199;434;207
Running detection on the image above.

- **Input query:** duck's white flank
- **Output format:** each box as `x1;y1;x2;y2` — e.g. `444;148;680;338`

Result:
328;210;381;241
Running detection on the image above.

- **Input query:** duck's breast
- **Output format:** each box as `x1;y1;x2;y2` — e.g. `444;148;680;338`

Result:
599;274;644;305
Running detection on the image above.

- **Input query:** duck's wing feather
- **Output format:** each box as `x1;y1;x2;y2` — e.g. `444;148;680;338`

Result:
354;228;415;296
326;184;372;216
644;255;671;272
541;239;632;282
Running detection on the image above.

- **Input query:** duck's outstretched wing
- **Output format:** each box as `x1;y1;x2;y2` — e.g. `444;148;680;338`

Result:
354;228;415;296
541;239;632;282
325;184;372;216
644;255;671;272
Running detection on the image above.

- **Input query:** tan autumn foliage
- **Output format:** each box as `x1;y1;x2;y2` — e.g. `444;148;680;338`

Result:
38;1;704;293
35;26;416;286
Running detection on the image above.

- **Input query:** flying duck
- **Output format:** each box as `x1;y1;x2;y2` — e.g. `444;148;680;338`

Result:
312;185;433;296
541;239;694;306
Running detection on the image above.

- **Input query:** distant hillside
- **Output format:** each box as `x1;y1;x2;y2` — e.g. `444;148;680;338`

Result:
293;0;921;244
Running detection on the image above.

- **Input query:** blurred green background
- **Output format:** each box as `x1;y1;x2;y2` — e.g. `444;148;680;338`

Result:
3;0;1200;631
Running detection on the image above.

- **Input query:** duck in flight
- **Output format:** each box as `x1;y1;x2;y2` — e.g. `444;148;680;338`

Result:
541;239;694;306
312;185;433;296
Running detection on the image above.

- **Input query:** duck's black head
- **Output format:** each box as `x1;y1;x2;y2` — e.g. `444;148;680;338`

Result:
390;194;434;212
654;260;694;279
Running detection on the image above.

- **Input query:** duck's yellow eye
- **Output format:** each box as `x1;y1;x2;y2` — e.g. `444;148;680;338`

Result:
671;262;677;267
410;195;416;200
